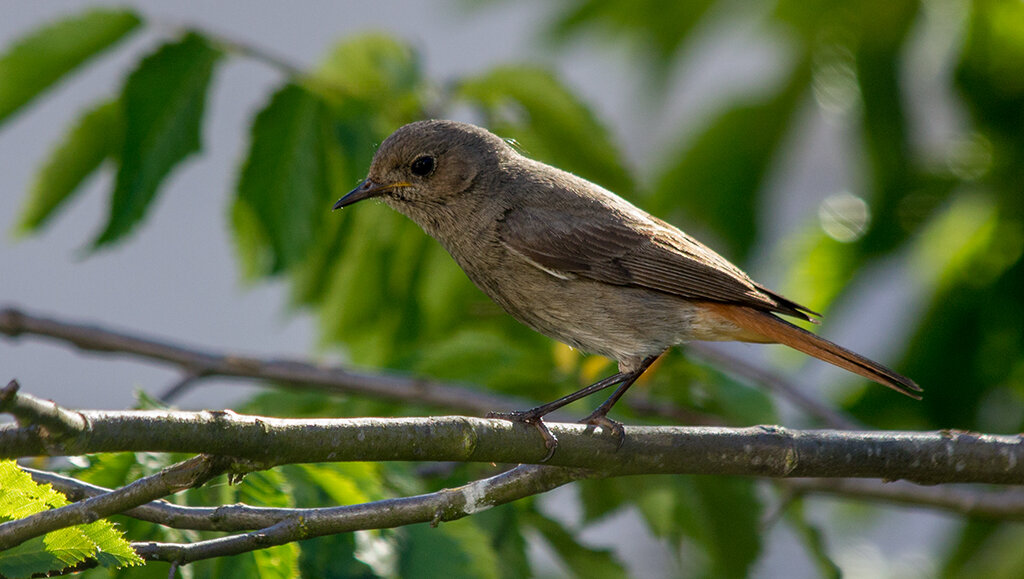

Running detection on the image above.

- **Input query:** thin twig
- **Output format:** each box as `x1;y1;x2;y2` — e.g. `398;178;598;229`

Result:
0;306;722;424
0;306;525;415
0;455;231;551
783;478;1024;520
29;464;1024;534
131;464;582;564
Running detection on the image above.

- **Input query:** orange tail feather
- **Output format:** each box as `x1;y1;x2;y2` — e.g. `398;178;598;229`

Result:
702;303;922;399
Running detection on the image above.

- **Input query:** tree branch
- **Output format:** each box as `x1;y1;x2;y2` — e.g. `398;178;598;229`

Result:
784;478;1024;520
0;305;821;427
0;454;231;551
0;306;520;415
26;465;1024;537
3;386;1022;484
129;464;580;564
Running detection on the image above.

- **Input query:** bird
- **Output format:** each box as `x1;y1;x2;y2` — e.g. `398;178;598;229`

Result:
333;119;921;455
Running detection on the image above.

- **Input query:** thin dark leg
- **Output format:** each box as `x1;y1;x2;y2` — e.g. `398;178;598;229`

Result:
488;370;629;461
582;354;661;448
488;371;629;423
488;353;663;460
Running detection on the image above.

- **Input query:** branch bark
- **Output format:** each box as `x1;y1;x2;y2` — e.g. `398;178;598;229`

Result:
0;305;823;427
0;306;519;415
0;455;230;551
784;478;1024;520
129;464;580;564
3;385;1022;484
27;466;1024;533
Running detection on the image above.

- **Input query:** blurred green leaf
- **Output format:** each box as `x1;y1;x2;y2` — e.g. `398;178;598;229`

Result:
0;8;140;127
93;32;222;248
941;520;1002;578
650;57;811;259
850;195;1024;429
627;476;761;577
297;463;388;505
852;1;920;257
233;83;332;275
956;0;1024;157
398;519;502;579
549;0;716;67
14;99;121;236
784;499;841;579
473;504;531;579
314;32;422;120
458;65;634;195
647;348;777;425
413;327;556;396
940;522;1024;579
280;464;393;578
524;510;628;578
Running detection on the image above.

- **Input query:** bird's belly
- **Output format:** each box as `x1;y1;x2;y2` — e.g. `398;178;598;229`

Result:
464;259;702;367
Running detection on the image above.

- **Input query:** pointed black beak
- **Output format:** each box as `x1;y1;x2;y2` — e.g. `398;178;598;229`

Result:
333;179;378;210
333;179;411;210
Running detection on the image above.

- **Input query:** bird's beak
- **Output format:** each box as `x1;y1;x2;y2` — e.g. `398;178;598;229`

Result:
332;179;410;210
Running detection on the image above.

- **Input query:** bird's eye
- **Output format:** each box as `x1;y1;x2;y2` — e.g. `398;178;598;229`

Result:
410;155;435;177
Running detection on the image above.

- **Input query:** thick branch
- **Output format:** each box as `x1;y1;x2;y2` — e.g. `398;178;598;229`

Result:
2;388;1022;484
0;455;230;551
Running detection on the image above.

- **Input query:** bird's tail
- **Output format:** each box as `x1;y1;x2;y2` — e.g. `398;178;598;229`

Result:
702;303;922;399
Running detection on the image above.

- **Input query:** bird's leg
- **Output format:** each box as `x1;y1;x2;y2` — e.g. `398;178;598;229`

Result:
581;354;661;448
488;370;630;461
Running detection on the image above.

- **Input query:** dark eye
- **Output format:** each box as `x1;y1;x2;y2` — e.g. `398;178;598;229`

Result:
410;155;435;177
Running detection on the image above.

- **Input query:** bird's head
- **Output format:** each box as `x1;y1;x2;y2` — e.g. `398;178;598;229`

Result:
333;120;509;211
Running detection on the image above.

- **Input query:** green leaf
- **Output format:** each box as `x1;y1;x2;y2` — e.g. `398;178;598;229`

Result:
0;460;142;577
524;510;628;579
956;0;1024;190
15;99;122;236
940;520;1002;578
0;530;96;579
398;519;502;579
207;545;301;579
314;32;421;114
651;58;811;260
457;65;634;195
784;499;841;579
626;476;762;577
233;83;332;275
0;8;140;127
473;504;531;579
549;0;715;66
93;32;222;248
284;32;425;302
297;463;387;505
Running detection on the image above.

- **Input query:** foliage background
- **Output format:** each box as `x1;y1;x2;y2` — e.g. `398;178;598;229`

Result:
2;0;1024;577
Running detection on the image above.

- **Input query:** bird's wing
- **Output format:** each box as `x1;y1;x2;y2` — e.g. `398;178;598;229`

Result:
497;202;817;321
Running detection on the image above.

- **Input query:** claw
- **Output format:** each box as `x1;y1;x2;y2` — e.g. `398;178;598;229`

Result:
488;410;559;461
582;412;626;450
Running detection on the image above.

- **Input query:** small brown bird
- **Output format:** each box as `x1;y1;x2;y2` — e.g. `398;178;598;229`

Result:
334;120;920;452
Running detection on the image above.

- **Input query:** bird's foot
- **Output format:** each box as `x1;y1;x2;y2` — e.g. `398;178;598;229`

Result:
487;409;559;462
581;411;625;450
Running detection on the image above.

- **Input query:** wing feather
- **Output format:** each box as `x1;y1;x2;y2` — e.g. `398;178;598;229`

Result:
498;202;817;321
